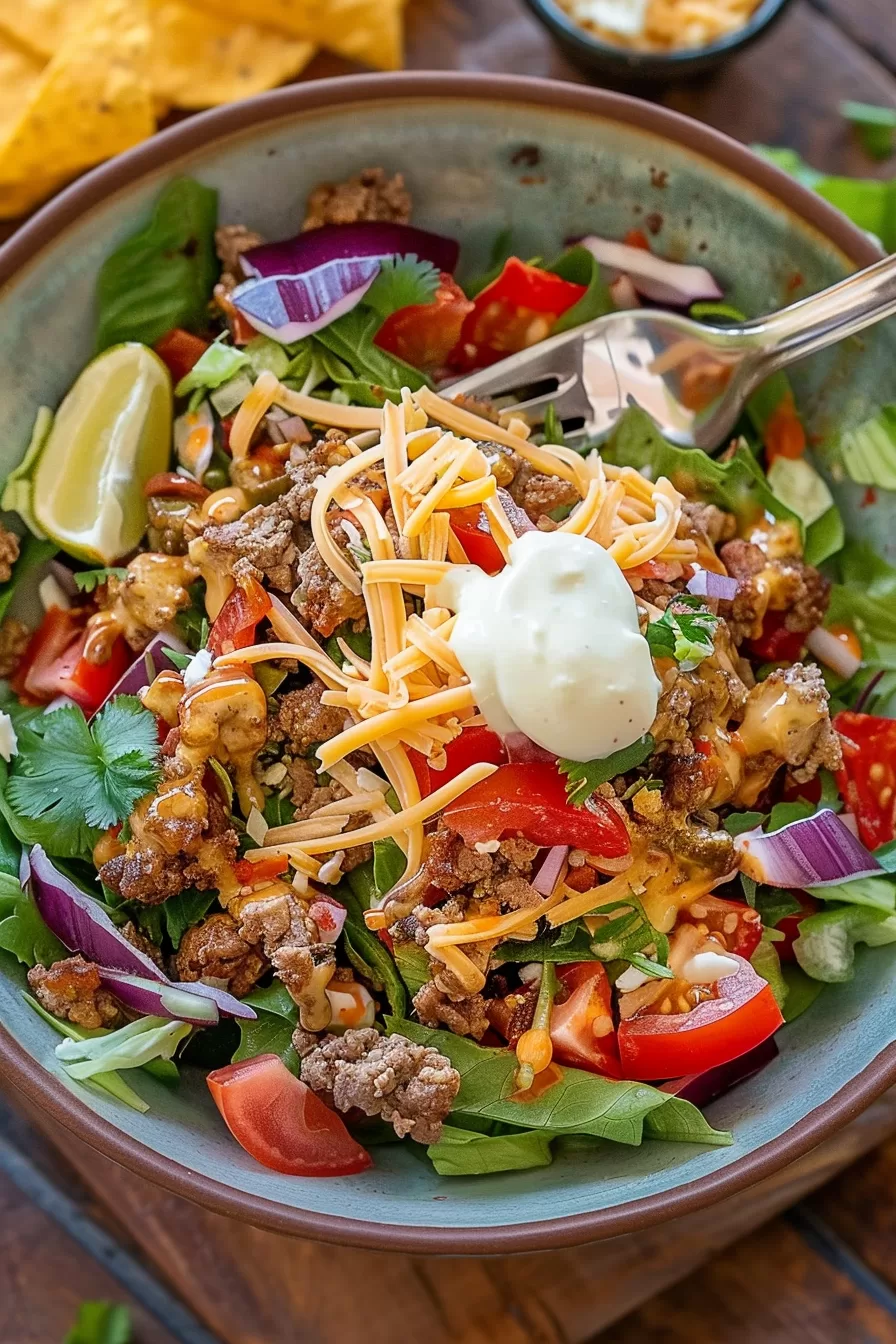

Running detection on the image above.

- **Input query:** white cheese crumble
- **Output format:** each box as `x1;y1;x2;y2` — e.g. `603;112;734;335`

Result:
474;839;501;854
681;950;740;984
0;711;18;762
183;647;213;689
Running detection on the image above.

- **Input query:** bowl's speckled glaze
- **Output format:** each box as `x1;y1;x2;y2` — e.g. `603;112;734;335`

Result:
0;74;894;1253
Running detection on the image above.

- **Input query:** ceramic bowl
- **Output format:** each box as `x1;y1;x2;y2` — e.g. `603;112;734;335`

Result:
520;0;795;83
0;74;893;1254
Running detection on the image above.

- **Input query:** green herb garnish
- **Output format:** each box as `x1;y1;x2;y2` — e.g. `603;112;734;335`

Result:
645;595;720;670
558;734;654;807
73;567;128;594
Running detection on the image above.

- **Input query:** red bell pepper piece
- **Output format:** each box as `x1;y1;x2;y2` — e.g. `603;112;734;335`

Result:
449;258;586;372
747;610;806;664
442;761;631;856
207;574;271;658
449;506;507;573
13;607;132;716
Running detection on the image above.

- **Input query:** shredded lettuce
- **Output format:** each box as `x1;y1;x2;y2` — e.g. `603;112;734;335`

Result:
174;339;249;397
644;596;720;671
55;1015;190;1079
838;406;896;491
753;145;896;251
793;904;896;982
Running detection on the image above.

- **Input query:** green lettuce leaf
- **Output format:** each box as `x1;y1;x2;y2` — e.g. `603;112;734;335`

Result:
750;938;788;1011
314;307;430;393
0;882;66;967
838;406;896;491
232;981;298;1072
174;339;249;397
793;904;896;982
24;993;150;1113
753;145;896;251
343;863;407;1017
826;541;896;669
386;1017;731;1146
546;246;613;332
841;101;896;161
64;1301;132;1344
427;1123;555;1177
95;178;219;350
393;942;431;997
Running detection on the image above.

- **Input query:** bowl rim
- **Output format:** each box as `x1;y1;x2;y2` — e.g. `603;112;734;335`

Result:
0;70;889;1254
521;0;794;72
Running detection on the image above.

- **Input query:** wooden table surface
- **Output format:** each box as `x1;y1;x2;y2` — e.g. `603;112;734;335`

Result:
3;1;896;1341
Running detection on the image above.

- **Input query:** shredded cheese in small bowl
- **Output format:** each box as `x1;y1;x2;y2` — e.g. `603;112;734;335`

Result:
559;0;764;51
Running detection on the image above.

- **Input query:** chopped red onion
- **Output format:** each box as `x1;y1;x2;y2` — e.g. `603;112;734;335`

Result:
533;846;569;895
735;809;882;888
687;570;739;601
234;221;460;345
806;626;862;681
240;221;459;283
309;898;347;944
278;414;312;444
91;633;190;719
578;236;723;308
659;1037;778;1106
855;669;885;714
26;847;256;1021
97;971;220;1025
503;733;557;764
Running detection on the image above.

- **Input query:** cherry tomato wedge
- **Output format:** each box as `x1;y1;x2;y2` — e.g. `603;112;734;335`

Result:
207;574;271;658
449;506;507;573
153;328;210;385
450;258;586;372
443;761;631;857
747;610;806;664
375;274;474;370
550;963;621;1078
207;1055;372;1177
677;894;763;961
412;726;508;799
12;607;132;715
233;855;290;885
776;892;820;963
833;710;896;849
617;956;783;1081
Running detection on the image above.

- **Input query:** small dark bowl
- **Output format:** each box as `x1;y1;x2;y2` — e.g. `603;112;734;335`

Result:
521;0;795;83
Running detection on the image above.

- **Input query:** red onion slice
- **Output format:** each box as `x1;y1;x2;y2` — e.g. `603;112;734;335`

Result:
240;221;459;282
232;266;379;345
659;1037;778;1106
687;570;739;601
735;810;882;888
97;971;220;1025
578;236;723;307
26;847;256;1021
533;846;569;895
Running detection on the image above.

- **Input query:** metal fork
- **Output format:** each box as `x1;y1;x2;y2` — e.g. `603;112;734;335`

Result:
446;251;896;450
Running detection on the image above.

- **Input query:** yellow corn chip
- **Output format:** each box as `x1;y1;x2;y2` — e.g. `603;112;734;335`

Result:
188;0;405;72
0;0;80;62
0;35;45;131
147;0;316;110
0;0;155;216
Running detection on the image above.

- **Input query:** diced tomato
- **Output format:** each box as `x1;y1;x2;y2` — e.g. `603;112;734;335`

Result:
776;892;820;963
449;258;586;372
623;228;651;251
233;855;289;885
747;610;806;664
449;506;507;573
423;727;508;796
207;1054;372;1177
375;274;474;370
833;711;896;849
207;574;271;658
443;761;631;857
617;956;783;1081
764;394;806;463
677;894;763;960
153;328;210;385
406;748;432;799
12;607;132;715
550;963;621;1078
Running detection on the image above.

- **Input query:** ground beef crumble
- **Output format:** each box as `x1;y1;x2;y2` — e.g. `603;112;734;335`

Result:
299;1027;460;1144
302;167;411;231
215;223;263;292
0;616;29;678
27;956;122;1030
174;912;267;999
720;537;830;645
272;678;348;757
413;981;490;1040
0;525;19;584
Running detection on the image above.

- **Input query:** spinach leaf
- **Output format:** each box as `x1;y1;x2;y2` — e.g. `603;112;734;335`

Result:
604;405;801;537
463;227;515;298
642;1095;733;1146
342;869;407;1016
724;811;767;837
233;982;298;1072
373;837;406;896
324;620;373;669
781;963;824;1021
0;809;21;879
0;883;66;967
95;178;219;350
0;534;57;623
754;887;802;928
546;246;612;333
393;942;431;997
386;1018;731;1146
314;307;430;394
427;1123;555;1176
491;923;598;965
159;889;217;950
263;792;295;828
750;938;788;1010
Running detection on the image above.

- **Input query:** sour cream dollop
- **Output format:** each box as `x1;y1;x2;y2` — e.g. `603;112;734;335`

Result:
435;530;660;761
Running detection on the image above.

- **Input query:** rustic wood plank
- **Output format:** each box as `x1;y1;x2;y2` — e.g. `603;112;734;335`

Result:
805;1129;896;1295
10;1085;895;1344
665;0;896;175
810;0;896;77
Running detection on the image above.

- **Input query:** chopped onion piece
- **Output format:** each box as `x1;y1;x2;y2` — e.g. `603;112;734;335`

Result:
807;626;862;680
735;809;882;888
309;899;347;944
687;570;739;601
97;971;219;1025
92;633;189;717
533;845;569;895
240;221;459;282
578;236;724;307
246;806;269;846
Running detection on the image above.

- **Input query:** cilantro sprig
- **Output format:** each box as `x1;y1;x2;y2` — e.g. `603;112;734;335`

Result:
363;254;441;319
7;696;160;853
73;567;128;594
558;734;654;807
645;595;720;671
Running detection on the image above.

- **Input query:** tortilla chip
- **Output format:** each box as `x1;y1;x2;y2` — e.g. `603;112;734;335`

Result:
188;0;405;71
0;35;45;132
0;0;80;61
0;0;155;216
147;0;316;110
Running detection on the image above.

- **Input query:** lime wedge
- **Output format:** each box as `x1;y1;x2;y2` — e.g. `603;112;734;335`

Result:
32;343;172;564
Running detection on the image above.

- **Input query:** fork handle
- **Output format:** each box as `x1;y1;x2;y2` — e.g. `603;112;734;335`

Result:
741;251;896;378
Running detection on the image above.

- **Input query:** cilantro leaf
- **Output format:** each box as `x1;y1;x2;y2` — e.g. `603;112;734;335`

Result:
558;734;654;807
73;567;128;594
7;697;160;851
645;596;720;671
313;307;430;393
364;254;441;319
